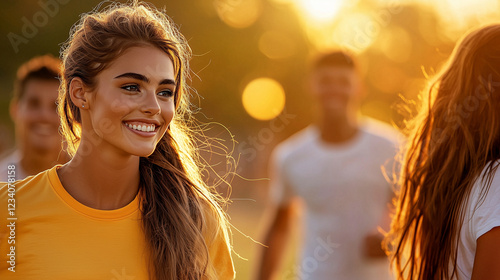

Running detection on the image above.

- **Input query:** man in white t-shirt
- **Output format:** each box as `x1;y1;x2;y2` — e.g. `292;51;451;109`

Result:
0;55;69;182
257;51;402;280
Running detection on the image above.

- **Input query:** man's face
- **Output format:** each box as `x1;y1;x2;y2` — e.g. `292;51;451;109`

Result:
309;66;362;116
11;79;62;153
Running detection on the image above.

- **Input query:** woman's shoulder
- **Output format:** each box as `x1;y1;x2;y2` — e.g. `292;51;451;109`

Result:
0;166;54;195
199;199;235;279
473;161;500;194
199;199;228;244
0;166;56;226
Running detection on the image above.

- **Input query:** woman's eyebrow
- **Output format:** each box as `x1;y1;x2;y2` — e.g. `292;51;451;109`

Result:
159;79;176;86
114;72;149;83
114;72;175;86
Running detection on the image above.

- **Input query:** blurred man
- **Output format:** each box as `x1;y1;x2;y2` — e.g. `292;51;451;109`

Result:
0;55;69;181
257;51;401;280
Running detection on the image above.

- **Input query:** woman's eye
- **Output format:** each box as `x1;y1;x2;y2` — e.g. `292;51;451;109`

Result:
121;84;140;92
158;89;174;98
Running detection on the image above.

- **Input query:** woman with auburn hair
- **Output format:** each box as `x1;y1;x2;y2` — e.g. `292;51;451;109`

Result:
386;24;500;279
0;2;234;279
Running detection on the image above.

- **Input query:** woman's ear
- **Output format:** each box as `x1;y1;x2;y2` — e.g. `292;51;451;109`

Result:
69;77;89;109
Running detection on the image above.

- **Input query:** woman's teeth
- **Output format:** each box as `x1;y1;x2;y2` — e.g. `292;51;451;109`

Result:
125;123;156;132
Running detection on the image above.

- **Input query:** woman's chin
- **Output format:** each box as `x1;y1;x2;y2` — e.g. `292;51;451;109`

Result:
128;147;156;158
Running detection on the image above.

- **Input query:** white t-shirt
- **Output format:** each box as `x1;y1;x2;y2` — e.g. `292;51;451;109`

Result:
271;118;402;280
455;163;500;279
0;149;28;182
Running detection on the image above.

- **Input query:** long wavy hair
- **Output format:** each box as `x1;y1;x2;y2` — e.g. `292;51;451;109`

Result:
57;2;231;279
385;24;500;279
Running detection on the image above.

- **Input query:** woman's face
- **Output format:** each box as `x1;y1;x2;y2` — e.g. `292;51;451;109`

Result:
82;45;176;157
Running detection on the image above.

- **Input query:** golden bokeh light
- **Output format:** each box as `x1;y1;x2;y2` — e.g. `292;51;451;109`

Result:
285;0;379;53
242;78;286;121
258;30;297;60
214;0;261;28
269;0;292;4
378;26;412;63
332;12;377;53
296;0;344;23
439;0;499;26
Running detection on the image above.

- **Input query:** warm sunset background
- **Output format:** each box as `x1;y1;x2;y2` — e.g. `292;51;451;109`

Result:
1;0;500;279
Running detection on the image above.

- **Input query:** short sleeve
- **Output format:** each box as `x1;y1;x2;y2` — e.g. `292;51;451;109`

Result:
269;146;295;206
471;177;500;240
202;203;235;279
208;228;235;279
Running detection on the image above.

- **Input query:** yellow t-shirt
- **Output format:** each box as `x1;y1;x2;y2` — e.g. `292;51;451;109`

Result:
0;164;235;279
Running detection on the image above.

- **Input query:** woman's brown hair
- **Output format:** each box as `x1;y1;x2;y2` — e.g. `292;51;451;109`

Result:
57;2;231;279
385;24;500;279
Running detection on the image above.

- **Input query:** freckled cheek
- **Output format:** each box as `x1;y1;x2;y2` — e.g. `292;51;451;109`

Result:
107;95;137;115
90;104;129;136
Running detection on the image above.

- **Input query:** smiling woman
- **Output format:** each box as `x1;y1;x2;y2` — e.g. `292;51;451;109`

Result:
68;45;177;157
0;2;235;280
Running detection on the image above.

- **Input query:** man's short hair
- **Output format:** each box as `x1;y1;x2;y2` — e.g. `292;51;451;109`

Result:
14;55;61;101
311;51;358;71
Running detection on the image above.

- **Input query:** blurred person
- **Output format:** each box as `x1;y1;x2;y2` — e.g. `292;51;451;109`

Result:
257;51;401;280
0;55;69;182
386;24;500;279
0;124;13;158
0;2;234;279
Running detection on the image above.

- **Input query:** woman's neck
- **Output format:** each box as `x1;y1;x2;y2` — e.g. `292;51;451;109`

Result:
57;136;141;210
